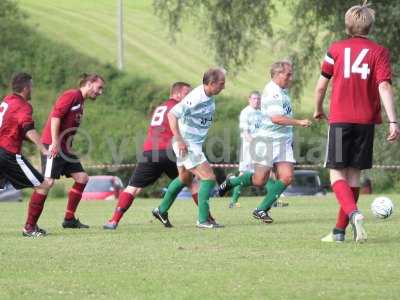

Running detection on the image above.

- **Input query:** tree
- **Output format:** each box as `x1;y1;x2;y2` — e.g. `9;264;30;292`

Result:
153;0;275;74
284;0;400;95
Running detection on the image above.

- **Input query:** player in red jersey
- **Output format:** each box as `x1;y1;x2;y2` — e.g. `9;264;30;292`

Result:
104;82;217;229
41;73;105;229
314;3;399;243
0;73;53;237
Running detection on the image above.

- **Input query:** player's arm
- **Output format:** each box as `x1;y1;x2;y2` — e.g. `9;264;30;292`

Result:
313;75;330;120
20;107;49;156
265;95;311;127
379;81;399;142
25;129;49;156
49;117;61;157
167;111;187;156
271;115;311;127
239;111;252;142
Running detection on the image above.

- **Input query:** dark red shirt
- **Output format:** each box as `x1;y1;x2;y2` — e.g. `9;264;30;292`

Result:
142;98;178;151
321;37;391;124
41;89;84;153
0;94;35;154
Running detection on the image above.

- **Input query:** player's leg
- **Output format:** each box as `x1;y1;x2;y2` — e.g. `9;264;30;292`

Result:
230;185;242;208
103;186;143;230
258;162;292;213
62;170;89;228
24;179;53;237
252;164;274;223
0;150;52;237
229;171;243;208
152;167;190;228
190;161;221;228
159;167;190;214
329;168;367;242
188;177;219;224
105;156;163;229
218;171;253;196
334;168;361;233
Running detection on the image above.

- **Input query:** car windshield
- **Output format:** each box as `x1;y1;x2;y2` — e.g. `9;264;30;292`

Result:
291;174;317;188
84;178;113;192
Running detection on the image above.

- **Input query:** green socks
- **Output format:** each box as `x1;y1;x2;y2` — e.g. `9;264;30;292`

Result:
228;171;252;187
231;185;241;204
198;179;216;223
159;178;186;214
257;179;286;211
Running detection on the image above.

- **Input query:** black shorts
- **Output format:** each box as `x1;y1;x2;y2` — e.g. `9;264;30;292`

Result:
325;123;375;170
129;150;178;188
41;146;84;179
0;148;44;189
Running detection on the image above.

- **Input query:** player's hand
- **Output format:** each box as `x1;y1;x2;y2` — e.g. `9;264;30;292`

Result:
40;147;50;157
176;139;188;157
387;123;400;142
298;119;312;127
49;143;59;158
313;109;326;121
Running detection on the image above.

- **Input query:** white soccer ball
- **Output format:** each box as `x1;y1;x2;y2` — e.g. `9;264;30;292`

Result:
371;196;394;219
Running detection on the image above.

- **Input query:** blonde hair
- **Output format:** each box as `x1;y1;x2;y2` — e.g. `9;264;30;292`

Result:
345;1;375;36
270;60;292;78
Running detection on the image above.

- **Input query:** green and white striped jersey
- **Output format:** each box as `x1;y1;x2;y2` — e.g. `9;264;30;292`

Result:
170;85;215;144
257;80;293;140
239;105;263;138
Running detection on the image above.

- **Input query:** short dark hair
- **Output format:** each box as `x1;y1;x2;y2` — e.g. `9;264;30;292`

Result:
203;68;226;85
79;73;105;87
11;72;32;93
249;90;261;98
170;81;191;95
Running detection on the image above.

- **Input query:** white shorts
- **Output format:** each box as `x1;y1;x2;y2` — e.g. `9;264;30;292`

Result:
239;141;254;172
173;141;207;170
251;137;296;167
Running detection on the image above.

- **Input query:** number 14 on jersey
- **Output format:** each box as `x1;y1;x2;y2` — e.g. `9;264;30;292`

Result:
344;48;370;80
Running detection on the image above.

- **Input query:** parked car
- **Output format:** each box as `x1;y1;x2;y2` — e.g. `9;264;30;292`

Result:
81;175;123;201
0;182;23;202
282;170;327;197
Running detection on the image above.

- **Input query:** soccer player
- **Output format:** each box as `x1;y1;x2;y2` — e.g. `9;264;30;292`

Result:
41;73;105;229
103;82;217;229
0;73;53;237
152;68;226;229
229;91;262;208
314;3;399;243
218;60;311;223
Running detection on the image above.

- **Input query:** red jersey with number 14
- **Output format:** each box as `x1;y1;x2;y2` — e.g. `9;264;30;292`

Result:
321;37;392;124
142;98;178;151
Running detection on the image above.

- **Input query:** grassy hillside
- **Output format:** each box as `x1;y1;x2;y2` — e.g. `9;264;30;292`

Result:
18;0;315;112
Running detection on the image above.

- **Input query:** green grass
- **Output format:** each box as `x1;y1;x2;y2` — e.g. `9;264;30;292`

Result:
1;194;399;299
18;0;315;112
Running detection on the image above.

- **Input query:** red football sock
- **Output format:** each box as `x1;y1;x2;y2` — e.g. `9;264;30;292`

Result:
335;187;360;230
332;180;358;218
111;192;134;224
65;182;86;220
192;193;199;206
25;191;47;229
192;193;215;222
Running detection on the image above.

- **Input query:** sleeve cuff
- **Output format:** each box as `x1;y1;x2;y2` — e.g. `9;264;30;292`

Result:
321;71;332;79
377;79;392;85
22;123;35;136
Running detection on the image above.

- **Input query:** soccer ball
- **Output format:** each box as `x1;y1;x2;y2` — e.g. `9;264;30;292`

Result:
371;196;394;219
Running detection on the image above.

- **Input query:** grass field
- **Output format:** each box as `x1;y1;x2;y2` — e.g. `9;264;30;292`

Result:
1;194;399;299
18;0;315;111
